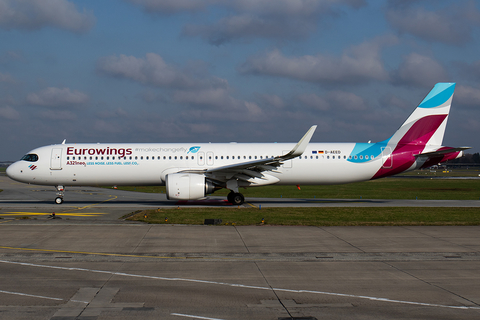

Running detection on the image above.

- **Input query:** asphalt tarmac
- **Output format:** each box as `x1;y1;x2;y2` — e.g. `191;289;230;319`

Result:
1;174;480;319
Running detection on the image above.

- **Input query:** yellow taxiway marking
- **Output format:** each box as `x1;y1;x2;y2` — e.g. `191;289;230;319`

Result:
0;212;106;217
61;195;118;213
0;195;118;217
0;246;263;261
246;202;257;208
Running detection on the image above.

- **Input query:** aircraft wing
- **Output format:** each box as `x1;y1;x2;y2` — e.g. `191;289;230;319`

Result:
181;125;317;183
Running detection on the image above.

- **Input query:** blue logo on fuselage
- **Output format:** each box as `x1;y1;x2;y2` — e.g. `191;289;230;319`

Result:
188;146;201;154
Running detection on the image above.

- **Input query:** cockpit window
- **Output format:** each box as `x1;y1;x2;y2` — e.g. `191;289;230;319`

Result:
21;154;39;162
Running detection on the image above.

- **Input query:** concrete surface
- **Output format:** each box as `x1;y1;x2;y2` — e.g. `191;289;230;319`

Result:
1;174;480;319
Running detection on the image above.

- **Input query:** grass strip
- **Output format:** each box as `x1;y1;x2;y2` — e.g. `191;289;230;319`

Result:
112;178;480;200
126;207;480;226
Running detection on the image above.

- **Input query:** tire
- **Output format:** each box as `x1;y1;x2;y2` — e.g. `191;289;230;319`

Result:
231;193;244;205
227;191;234;204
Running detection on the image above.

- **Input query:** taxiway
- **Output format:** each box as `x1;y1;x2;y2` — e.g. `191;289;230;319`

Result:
0;174;479;319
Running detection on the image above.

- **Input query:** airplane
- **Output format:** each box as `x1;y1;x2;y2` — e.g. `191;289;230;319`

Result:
6;83;469;205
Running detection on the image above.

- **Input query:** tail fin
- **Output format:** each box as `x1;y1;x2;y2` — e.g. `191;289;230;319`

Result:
388;83;455;149
371;83;461;179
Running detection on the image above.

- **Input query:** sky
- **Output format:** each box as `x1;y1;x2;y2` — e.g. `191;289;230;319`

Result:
1;0;480;161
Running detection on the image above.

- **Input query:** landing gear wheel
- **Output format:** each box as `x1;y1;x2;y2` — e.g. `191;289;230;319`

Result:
228;192;244;205
55;197;63;204
227;192;234;203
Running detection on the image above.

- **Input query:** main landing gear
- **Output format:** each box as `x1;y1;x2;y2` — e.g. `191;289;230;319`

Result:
55;185;64;204
227;191;245;205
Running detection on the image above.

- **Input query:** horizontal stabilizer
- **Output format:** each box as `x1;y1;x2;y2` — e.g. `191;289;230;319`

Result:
416;147;471;158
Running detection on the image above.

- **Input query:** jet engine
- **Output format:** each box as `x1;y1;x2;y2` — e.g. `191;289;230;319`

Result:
165;173;216;200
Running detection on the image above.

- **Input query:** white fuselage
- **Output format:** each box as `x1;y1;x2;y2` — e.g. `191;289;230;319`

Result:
6;142;386;187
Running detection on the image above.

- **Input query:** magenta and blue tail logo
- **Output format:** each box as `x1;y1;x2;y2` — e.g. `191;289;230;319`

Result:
369;82;456;179
187;146;201;154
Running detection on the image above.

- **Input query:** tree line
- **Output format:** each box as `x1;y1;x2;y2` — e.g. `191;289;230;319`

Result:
449;153;480;164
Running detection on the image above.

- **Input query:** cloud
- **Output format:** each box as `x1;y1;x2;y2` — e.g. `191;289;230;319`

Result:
96;53;227;89
297;93;330;111
173;87;263;121
391;53;449;88
126;0;218;14
183;13;317;45
173;88;232;108
378;93;411;111
0;105;19;120
26;87;89;107
0;0;95;33
386;1;480;45
259;94;285;109
239;36;396;85
455;85;480;108
0;72;16;84
37;109;77;120
131;0;366;44
456;59;480;81
326;90;367;111
0;51;24;64
185;0;366;45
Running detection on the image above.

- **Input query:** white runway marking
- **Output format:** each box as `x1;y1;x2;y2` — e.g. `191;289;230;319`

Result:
0;259;479;311
171;313;226;320
0;289;63;301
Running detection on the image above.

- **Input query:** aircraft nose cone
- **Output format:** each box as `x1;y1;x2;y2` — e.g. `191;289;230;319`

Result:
6;162;21;181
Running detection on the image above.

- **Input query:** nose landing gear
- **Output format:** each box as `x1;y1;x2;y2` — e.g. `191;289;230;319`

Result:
55;185;64;204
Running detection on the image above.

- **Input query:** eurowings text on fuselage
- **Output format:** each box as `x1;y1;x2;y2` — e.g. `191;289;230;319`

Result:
6;83;468;205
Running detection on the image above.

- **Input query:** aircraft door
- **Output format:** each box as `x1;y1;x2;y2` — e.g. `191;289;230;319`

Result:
50;148;62;170
381;147;392;169
206;151;214;166
197;151;205;166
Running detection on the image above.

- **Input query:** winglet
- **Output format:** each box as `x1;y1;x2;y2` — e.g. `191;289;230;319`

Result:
281;125;317;160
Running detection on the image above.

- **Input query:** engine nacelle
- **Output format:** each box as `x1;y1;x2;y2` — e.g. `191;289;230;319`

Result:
165;173;216;200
